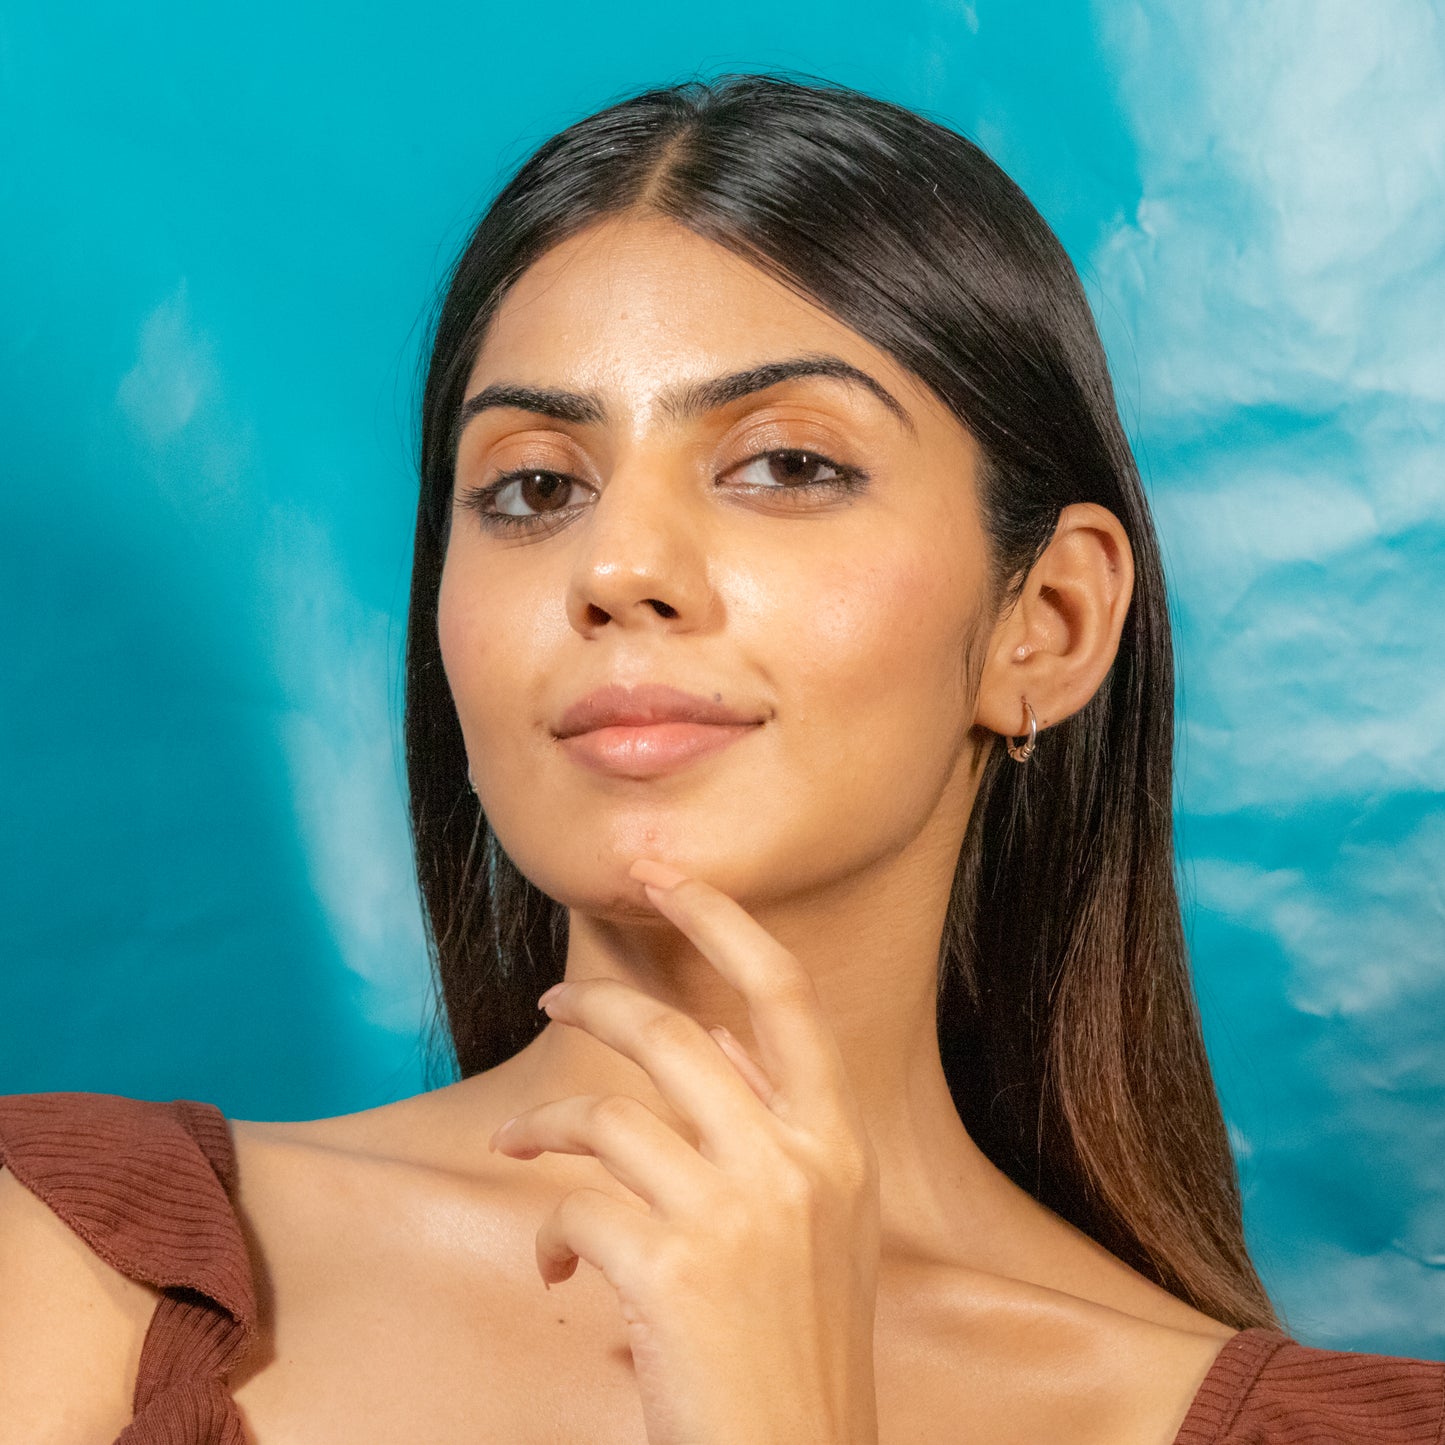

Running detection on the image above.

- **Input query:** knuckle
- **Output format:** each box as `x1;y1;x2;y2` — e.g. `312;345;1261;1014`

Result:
553;1184;604;1236
768;1157;816;1210
637;1233;692;1294
639;1007;697;1053
786;1127;877;1200
710;1191;755;1248
719;1190;762;1248
766;963;817;1010
551;1189;584;1230
833;1137;879;1193
588;1093;641;1135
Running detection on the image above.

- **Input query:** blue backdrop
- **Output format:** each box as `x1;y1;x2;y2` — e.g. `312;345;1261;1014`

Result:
2;0;1441;1359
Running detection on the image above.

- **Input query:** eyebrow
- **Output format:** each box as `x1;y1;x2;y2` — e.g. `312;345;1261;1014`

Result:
449;352;917;458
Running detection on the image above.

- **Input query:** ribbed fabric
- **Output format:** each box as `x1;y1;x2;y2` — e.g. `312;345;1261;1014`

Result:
0;1092;255;1444
1;1091;1441;1444
1175;1324;1445;1444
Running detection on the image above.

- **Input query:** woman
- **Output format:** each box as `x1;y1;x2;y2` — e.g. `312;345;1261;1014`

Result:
1;72;1440;1444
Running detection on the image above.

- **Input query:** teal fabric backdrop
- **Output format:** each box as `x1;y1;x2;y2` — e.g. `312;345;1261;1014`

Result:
1;1;1441;1358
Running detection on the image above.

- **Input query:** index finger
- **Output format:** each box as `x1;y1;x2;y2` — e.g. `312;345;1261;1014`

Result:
628;859;852;1123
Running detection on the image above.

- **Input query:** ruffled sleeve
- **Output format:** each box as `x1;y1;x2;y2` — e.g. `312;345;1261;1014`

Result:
0;1090;257;1444
1174;1325;1445;1444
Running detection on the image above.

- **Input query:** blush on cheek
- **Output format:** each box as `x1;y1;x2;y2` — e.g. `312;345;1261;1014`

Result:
797;550;980;733
435;569;470;697
799;554;983;842
435;561;507;738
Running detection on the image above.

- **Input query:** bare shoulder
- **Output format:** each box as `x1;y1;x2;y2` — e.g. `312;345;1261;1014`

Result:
220;1075;643;1435
225;1074;526;1205
220;1082;1239;1445
1046;1295;1237;1445
222;1071;555;1322
881;1256;1237;1445
0;1164;161;1445
877;1154;1244;1443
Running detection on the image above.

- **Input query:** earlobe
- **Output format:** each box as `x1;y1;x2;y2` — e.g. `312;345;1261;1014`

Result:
972;503;1135;745
1005;698;1038;763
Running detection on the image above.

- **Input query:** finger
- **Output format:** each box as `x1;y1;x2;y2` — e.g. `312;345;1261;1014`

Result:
710;1026;778;1108
533;1184;655;1292
539;980;770;1162
490;1093;718;1215
629;862;853;1124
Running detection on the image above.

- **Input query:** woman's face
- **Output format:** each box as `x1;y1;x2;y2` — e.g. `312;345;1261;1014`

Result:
438;212;995;917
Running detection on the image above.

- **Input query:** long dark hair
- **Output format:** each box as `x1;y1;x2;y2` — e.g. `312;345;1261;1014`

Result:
404;71;1278;1332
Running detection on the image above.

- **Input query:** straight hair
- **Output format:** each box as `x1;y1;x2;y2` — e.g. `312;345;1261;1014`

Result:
404;71;1278;1332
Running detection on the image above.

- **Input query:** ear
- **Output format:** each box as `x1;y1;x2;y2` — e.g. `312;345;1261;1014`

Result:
973;503;1135;745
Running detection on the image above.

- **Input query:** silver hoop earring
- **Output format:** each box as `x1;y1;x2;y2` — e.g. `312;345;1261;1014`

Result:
1006;698;1037;763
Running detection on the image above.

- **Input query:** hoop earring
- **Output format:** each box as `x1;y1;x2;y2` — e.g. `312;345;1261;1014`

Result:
1006;698;1037;763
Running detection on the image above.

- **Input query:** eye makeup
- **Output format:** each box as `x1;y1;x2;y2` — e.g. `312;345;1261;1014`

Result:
455;446;871;536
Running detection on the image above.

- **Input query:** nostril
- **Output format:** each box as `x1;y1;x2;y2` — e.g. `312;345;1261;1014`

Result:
648;599;678;618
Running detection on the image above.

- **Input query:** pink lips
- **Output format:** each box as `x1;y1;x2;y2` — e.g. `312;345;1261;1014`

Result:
554;683;765;779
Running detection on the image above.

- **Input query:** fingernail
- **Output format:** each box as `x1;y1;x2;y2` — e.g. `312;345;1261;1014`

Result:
629;859;689;890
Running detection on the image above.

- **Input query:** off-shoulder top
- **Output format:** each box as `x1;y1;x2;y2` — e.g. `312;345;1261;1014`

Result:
1;1091;1441;1444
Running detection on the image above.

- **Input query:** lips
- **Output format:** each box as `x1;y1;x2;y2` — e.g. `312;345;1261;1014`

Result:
554;682;765;739
553;682;767;780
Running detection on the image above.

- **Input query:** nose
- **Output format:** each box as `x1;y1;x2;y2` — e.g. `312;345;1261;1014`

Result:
564;451;716;637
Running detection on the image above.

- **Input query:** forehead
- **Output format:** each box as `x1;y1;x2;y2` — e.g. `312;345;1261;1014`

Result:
464;213;942;423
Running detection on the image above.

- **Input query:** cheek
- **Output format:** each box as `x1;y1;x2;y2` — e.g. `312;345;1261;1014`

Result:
436;553;527;758
790;545;976;718
766;536;981;826
436;554;486;713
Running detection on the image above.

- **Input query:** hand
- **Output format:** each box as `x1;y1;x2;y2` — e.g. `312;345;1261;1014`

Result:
488;859;882;1445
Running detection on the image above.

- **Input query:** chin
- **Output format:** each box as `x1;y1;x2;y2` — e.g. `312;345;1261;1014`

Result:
500;806;775;908
497;851;665;918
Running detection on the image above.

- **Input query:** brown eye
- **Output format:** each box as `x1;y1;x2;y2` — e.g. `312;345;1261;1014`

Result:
724;448;869;503
495;471;584;517
457;469;592;532
456;446;869;538
731;449;848;489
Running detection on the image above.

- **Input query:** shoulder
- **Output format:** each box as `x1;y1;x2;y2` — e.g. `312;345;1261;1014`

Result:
0;1090;253;1444
0;1090;247;1303
223;1071;539;1208
219;1075;584;1339
0;1155;160;1442
885;1255;1239;1444
221;1077;536;1269
1176;1326;1445;1445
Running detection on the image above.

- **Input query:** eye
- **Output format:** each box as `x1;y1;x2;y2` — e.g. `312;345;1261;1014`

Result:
455;447;869;536
724;448;869;501
456;469;592;532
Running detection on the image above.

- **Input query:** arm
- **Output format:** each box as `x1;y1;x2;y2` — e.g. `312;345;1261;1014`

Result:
0;1164;159;1445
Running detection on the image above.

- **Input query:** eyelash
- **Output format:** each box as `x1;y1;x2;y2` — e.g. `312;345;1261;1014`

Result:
455;448;870;535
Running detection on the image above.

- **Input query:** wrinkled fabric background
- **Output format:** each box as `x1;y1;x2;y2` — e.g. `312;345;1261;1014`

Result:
1;1;1441;1358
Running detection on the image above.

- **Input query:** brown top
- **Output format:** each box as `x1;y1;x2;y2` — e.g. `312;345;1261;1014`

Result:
1;1091;1441;1445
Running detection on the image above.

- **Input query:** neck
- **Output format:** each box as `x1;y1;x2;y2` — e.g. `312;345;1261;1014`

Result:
500;825;1026;1269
